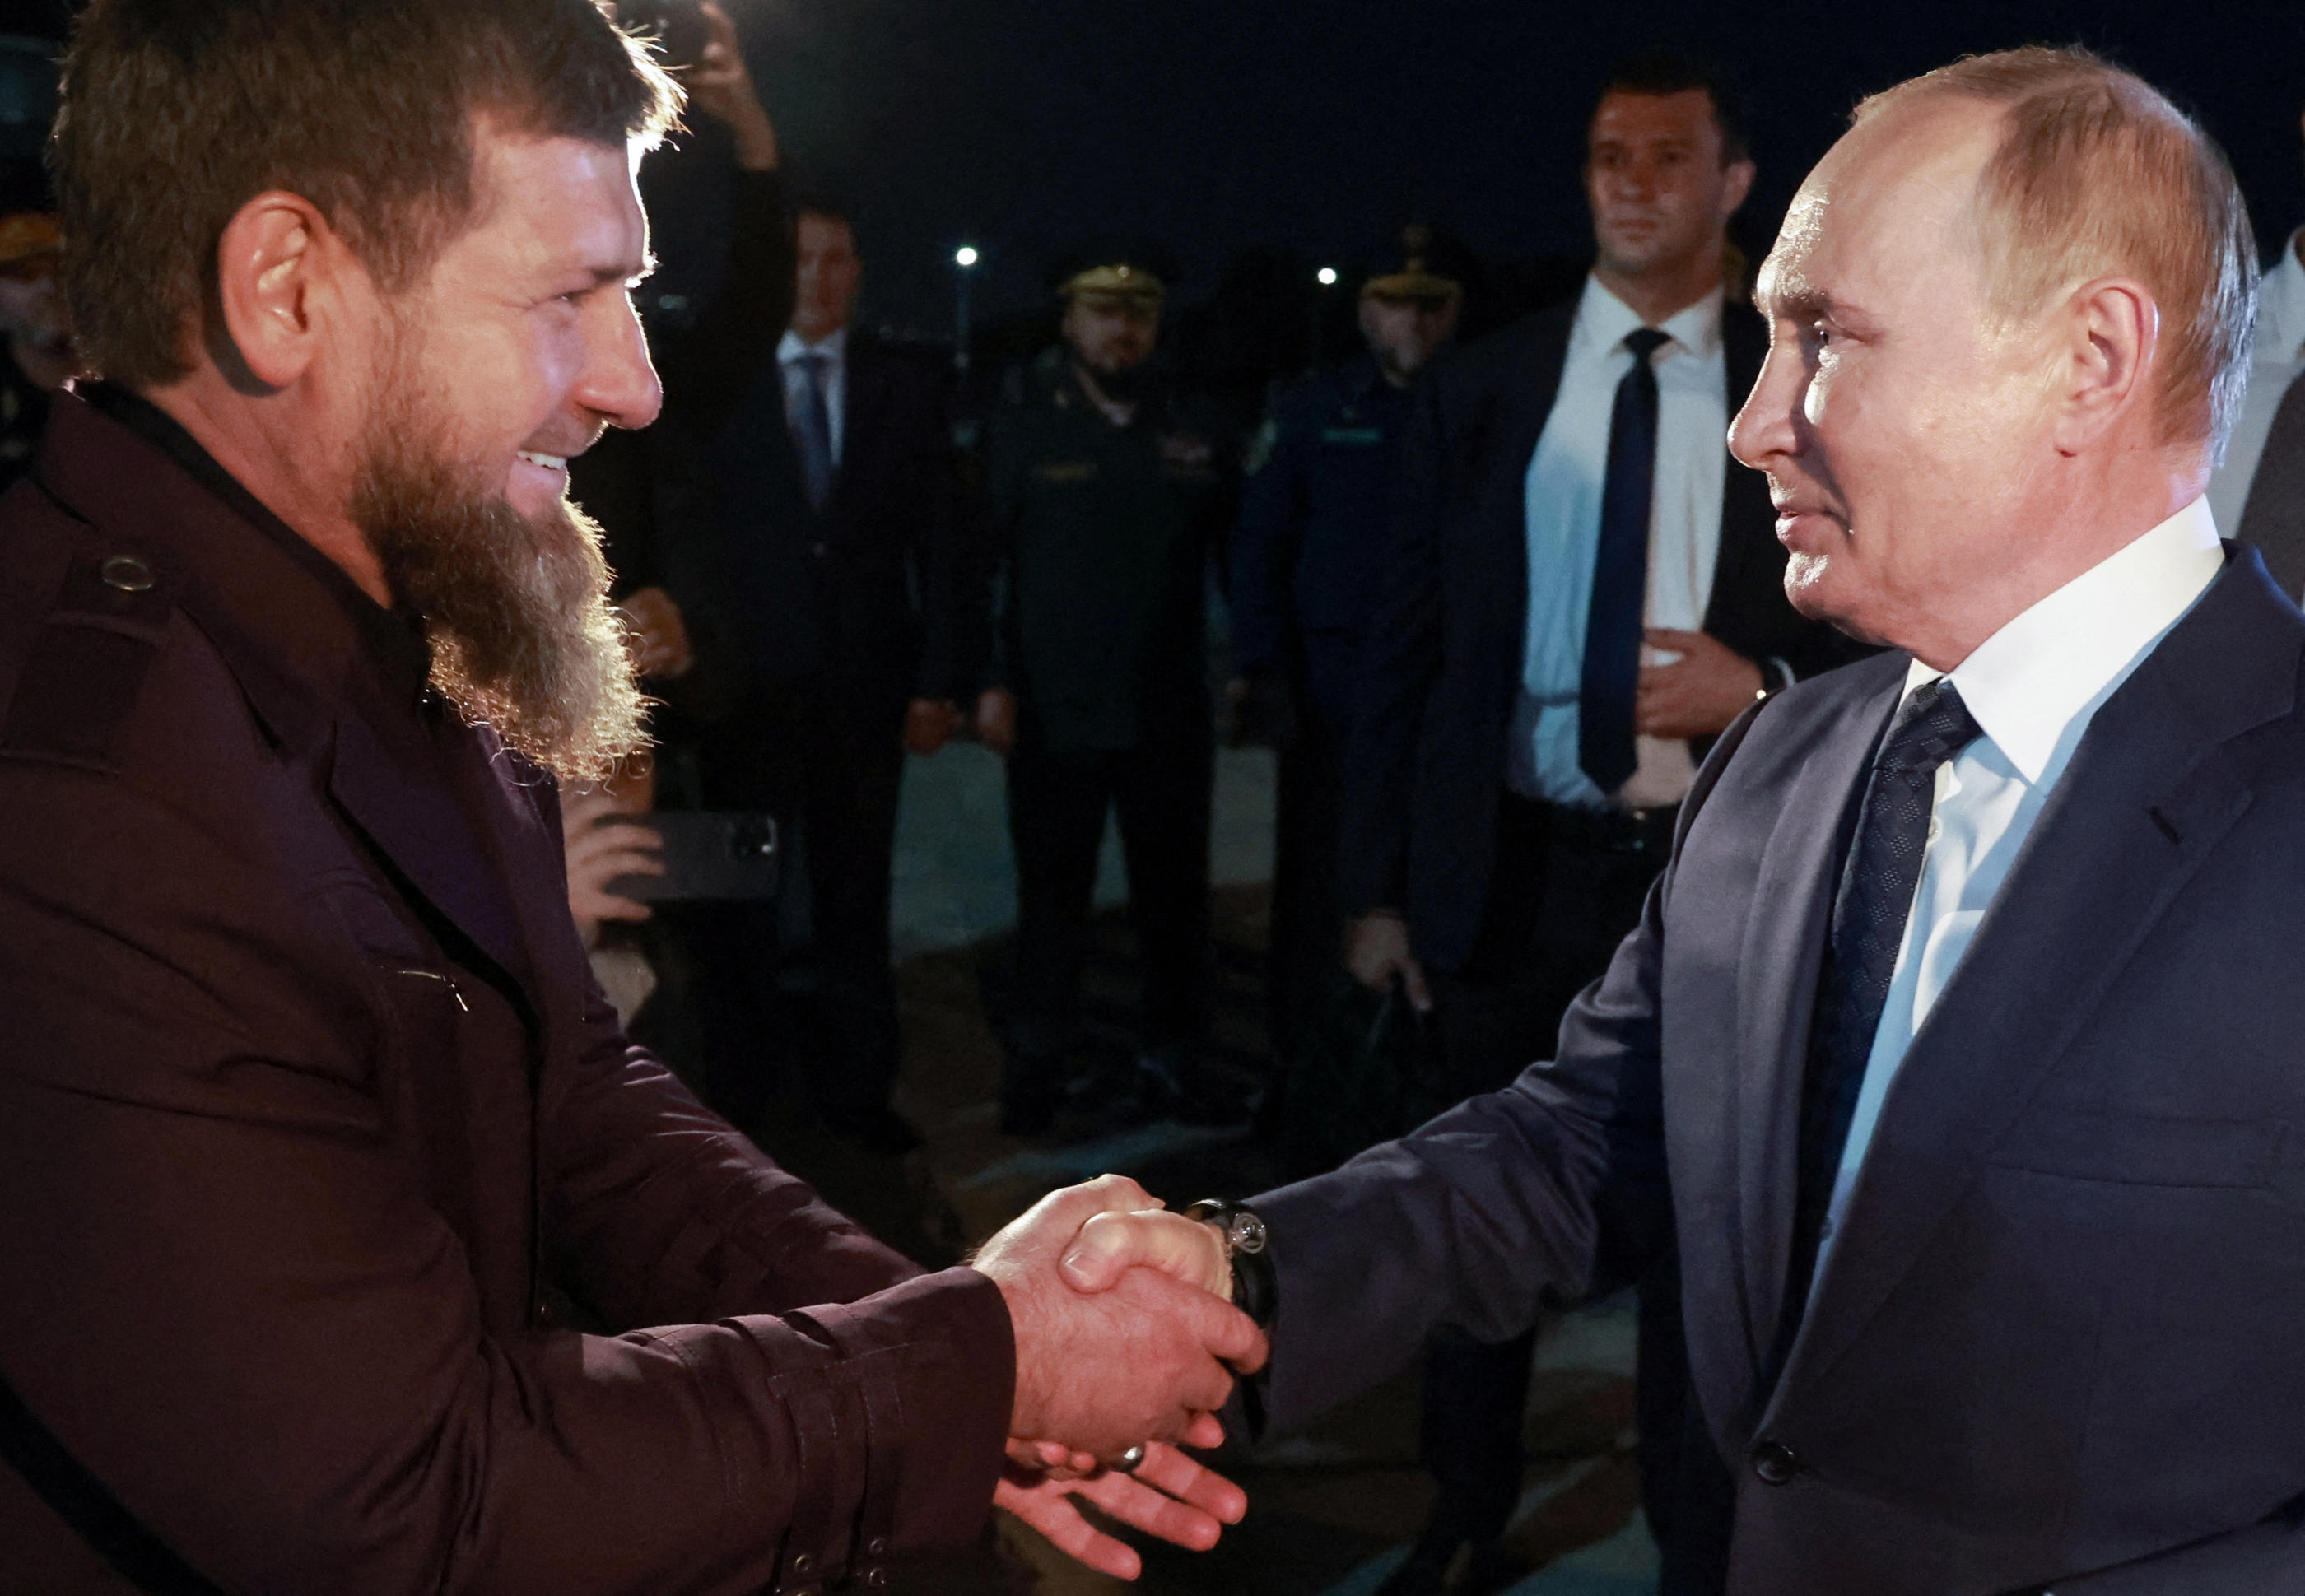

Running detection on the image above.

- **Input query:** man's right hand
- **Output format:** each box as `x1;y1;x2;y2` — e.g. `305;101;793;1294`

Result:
973;1175;1265;1459
1346;910;1432;1012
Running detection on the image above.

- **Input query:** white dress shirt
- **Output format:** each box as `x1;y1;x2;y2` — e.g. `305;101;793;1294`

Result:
1814;497;2226;1273
777;325;849;468
2206;230;2305;534
1511;277;1728;811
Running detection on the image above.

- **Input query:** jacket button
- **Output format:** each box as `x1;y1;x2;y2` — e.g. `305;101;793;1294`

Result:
860;1570;888;1589
864;1538;889;1557
788;1553;815;1575
1751;1440;1800;1486
100;554;156;593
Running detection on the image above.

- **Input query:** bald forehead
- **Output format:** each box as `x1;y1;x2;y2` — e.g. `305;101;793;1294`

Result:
1756;95;2005;318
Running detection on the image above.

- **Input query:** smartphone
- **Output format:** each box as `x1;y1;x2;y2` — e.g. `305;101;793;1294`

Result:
607;810;779;903
615;0;710;69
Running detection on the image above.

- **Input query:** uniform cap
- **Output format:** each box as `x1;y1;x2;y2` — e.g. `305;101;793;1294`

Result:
1050;239;1179;306
0;212;62;268
1360;221;1469;303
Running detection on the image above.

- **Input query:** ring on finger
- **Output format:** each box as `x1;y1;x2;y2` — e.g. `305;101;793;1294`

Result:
1111;1444;1148;1473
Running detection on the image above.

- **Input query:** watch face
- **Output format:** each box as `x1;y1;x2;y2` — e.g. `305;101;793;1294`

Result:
1228;1212;1269;1255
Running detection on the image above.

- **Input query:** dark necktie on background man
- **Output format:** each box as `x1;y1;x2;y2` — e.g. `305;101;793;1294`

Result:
791;351;836;514
1783;677;1984;1336
1579;327;1673;793
2239;367;2305;603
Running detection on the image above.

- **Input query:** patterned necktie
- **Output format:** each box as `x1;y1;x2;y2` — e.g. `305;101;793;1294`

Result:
2238;365;2305;603
1786;677;1984;1314
1579;327;1674;794
791;351;836;513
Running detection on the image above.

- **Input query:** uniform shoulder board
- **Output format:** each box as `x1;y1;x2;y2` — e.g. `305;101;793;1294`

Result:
1;546;184;775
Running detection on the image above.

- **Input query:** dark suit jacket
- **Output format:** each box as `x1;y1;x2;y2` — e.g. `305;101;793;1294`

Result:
1261;546;2305;1595
0;393;1013;1594
679;333;975;729
1340;296;1866;970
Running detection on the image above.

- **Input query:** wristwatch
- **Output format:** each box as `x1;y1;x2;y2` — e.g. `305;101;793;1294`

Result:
1184;1198;1276;1331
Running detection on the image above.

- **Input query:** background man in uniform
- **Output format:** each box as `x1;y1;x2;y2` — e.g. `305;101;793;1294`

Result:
0;2;1260;1589
0;212;69;496
2206;101;2305;598
1077;44;2301;1596
977;247;1238;1136
1339;54;1861;1593
1228;223;1466;1170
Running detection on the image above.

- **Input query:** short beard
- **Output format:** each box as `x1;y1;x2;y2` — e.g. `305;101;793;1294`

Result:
351;389;645;783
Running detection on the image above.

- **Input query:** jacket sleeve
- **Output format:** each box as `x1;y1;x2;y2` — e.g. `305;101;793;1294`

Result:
655;165;795;436
1227;402;1306;681
1338;367;1448;915
0;741;1009;1596
2047;1517;2305;1595
1246;698;1771;1435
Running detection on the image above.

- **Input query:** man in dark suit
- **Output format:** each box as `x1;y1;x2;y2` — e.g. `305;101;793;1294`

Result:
0;2;1262;1588
1070;43;2294;1596
1339;55;1860;1589
665;193;980;1155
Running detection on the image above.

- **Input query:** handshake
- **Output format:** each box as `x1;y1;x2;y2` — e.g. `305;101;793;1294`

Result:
970;1175;1265;1580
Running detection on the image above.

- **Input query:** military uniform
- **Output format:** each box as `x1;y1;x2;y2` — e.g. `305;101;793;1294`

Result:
984;341;1232;1128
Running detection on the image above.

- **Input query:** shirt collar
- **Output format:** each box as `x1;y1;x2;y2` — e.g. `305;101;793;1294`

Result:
1576;273;1725;361
1904;496;2224;784
779;325;850;364
2257;230;2305;365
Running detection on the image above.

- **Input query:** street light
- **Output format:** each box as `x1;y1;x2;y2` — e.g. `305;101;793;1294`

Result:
953;244;980;372
1316;266;1338;286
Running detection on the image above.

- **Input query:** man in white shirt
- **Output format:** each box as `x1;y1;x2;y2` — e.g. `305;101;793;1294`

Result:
2205;105;2305;598
1337;52;1861;1594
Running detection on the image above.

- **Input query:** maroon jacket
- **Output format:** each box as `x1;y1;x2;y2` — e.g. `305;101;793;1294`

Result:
0;389;1013;1595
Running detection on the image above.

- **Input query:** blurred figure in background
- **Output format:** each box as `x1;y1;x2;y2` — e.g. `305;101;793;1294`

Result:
0;212;71;496
979;246;1239;1137
2207;100;2305;598
1229;222;1466;1166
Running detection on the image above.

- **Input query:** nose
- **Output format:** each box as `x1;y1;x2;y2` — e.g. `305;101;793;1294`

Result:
1728;331;1800;472
578;293;664;433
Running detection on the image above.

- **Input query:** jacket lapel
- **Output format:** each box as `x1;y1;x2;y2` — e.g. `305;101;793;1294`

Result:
1725;662;1901;1392
327;710;536;999
1765;551;2303;1412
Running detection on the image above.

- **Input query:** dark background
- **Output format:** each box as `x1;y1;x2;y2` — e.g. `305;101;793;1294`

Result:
6;0;2303;349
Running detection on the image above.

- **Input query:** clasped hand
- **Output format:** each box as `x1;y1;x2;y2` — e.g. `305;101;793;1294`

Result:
971;1175;1260;1580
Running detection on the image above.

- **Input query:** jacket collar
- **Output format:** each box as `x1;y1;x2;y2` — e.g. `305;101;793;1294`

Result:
35;388;538;998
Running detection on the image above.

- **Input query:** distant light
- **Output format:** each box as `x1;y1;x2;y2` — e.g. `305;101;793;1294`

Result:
1316;267;1339;286
956;246;980;268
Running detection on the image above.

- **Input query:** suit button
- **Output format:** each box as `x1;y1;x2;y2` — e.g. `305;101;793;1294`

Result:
789;1553;815;1575
860;1570;889;1589
1751;1440;1800;1486
864;1538;889;1557
100;554;156;593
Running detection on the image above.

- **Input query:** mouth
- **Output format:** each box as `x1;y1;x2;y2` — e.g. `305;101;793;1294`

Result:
516;450;570;473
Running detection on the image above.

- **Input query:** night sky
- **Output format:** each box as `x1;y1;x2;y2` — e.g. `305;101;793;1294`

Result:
675;0;2305;340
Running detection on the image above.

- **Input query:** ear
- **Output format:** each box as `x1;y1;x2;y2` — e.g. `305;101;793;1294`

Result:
210;191;362;392
2053;276;2156;457
1719;156;1757;219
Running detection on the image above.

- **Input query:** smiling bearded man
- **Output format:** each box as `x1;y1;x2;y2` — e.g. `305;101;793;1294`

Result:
0;2;1269;1592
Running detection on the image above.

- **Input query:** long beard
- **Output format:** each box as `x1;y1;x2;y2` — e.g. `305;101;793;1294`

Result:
351;392;646;783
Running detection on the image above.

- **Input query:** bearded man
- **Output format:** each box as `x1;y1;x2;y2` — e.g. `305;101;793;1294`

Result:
0;2;1264;1591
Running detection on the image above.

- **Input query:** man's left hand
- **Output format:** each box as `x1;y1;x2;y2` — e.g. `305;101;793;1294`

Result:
1637;627;1764;739
994;1434;1247;1580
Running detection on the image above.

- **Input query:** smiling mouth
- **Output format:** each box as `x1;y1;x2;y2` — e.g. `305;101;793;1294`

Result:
516;450;569;472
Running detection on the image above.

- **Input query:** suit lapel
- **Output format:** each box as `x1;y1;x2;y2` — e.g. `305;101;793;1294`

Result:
1725;662;1901;1387
1766;551;2303;1412
1488;307;1574;640
327;710;535;998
